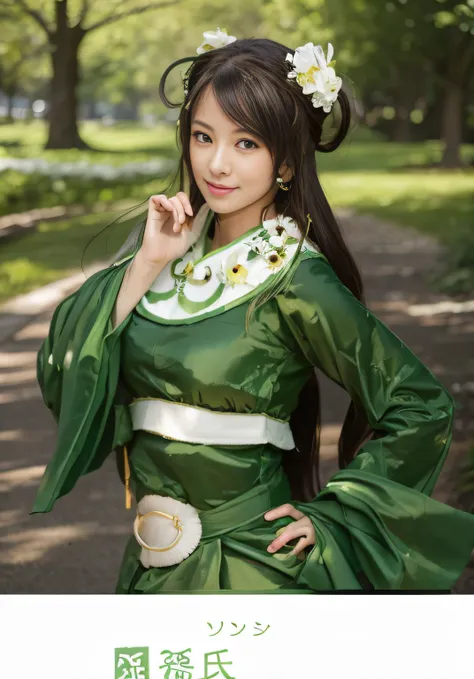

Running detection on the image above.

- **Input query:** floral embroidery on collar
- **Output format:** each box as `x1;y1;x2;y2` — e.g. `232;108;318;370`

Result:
136;209;320;324
184;214;300;289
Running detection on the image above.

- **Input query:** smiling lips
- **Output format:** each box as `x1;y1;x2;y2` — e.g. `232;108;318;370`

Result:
206;180;237;189
205;181;237;195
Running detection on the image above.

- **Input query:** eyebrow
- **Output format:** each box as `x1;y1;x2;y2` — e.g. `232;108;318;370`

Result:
191;119;252;135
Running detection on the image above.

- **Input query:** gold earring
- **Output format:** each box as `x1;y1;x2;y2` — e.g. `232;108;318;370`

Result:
276;175;291;191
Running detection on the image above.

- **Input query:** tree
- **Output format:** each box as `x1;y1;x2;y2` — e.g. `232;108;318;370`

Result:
432;1;474;167
0;13;49;121
79;0;263;123
320;0;474;165
0;0;185;149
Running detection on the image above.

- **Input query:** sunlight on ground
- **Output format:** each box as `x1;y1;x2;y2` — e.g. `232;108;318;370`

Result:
0;465;46;492
0;509;24;528
0;351;37;367
0;430;23;442
14;320;53;341
0;368;38;385
0;385;39;404
0;524;97;564
407;299;474;316
0;522;131;565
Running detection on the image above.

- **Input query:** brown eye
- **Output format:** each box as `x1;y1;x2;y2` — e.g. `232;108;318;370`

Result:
237;139;258;150
192;131;210;143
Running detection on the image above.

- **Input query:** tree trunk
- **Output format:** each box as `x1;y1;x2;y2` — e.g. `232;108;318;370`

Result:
89;99;98;119
393;107;411;143
129;94;140;122
6;88;15;123
45;3;88;149
440;79;464;168
390;65;420;143
439;32;474;169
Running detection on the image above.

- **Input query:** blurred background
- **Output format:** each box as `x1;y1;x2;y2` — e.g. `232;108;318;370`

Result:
0;0;473;593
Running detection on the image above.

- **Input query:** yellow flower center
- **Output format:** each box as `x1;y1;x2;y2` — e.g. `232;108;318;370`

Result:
297;65;320;87
226;263;248;284
267;253;283;269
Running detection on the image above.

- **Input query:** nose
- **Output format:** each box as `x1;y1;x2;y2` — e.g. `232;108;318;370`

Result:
208;145;232;177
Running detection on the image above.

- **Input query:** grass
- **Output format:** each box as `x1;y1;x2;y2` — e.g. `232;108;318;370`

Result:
317;137;474;295
0;120;178;162
0;209;147;304
0;121;473;303
458;444;474;513
321;168;473;248
0;120;180;216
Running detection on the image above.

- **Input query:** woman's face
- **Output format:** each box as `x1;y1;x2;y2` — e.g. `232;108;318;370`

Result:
189;84;279;216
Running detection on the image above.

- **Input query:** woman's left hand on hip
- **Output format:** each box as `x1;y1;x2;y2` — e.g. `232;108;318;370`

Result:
264;503;316;556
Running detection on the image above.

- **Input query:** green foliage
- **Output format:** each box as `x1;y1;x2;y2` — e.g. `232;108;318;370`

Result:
0;121;180;216
0;8;50;100
0;169;159;216
318;137;474;295
0;210;141;303
458;445;474;513
434;1;474;30
1;134;473;303
3;0;473;156
0;120;178;158
430;226;474;295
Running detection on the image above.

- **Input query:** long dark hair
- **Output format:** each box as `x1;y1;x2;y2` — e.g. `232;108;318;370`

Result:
108;37;375;502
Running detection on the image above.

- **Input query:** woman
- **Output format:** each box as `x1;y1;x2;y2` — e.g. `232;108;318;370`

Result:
33;30;474;592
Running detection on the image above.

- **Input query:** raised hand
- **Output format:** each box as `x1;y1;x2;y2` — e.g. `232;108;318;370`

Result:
140;192;201;266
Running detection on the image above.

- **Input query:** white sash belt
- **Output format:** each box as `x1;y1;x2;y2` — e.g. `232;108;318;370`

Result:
129;398;295;450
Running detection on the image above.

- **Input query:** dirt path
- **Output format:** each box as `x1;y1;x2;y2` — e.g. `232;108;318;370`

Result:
1;209;473;593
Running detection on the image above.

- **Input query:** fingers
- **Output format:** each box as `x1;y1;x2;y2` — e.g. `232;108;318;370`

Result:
264;503;305;522
176;191;193;218
168;196;186;232
150;194;174;215
266;519;314;554
150;193;193;233
264;504;316;556
288;536;314;558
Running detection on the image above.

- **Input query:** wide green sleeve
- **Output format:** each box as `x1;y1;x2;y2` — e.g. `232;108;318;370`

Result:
276;252;474;590
32;256;136;514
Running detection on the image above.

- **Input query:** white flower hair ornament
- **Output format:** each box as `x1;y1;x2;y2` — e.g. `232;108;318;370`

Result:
196;27;237;54
185;31;341;116
285;42;342;113
182;28;237;97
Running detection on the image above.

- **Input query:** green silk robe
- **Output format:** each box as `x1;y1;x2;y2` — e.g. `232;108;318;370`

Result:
33;207;474;592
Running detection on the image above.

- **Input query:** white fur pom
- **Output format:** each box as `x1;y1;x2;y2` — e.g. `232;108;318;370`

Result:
134;495;202;568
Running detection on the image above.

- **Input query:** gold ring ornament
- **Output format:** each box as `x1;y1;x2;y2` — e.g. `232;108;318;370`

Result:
133;494;202;568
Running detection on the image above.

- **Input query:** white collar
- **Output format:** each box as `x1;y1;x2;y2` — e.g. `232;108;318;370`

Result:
136;204;320;325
